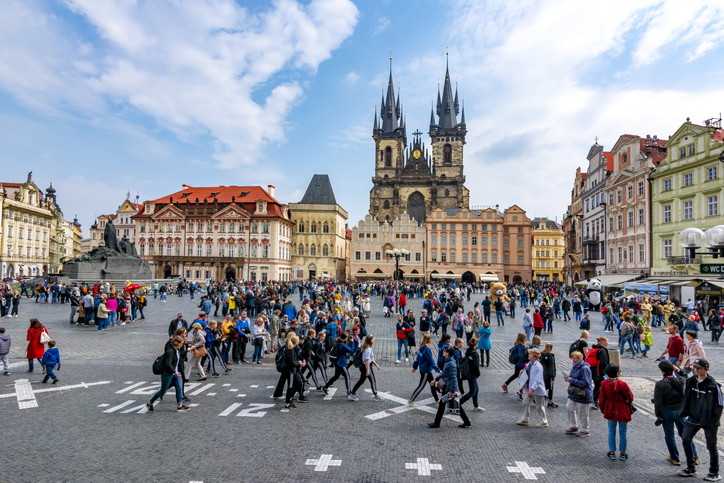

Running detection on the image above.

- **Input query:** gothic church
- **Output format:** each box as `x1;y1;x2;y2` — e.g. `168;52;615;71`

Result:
369;59;470;225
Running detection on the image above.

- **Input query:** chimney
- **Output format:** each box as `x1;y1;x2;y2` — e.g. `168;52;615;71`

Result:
268;185;275;198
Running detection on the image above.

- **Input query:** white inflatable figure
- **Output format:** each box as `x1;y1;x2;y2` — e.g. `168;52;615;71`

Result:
585;278;602;308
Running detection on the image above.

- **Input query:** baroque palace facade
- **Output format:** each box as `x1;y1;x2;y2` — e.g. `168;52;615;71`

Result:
132;184;293;282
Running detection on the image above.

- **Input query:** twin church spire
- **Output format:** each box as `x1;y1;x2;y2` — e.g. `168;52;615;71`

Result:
374;55;466;136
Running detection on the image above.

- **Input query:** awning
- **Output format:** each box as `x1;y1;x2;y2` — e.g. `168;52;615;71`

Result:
351;273;389;279
574;273;640;287
431;273;461;280
478;273;499;282
707;280;724;290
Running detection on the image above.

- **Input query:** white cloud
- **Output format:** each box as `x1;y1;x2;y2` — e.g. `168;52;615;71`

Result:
0;0;359;169
373;16;390;36
345;71;360;86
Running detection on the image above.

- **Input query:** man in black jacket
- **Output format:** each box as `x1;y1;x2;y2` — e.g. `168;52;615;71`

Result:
678;358;723;480
168;313;188;338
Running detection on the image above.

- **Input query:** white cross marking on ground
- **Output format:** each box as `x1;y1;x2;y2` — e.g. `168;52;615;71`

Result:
305;454;342;472
506;461;546;480
15;379;37;409
363;390;460;422
406;458;442;476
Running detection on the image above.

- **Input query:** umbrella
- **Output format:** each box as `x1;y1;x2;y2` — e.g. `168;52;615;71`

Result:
124;284;142;292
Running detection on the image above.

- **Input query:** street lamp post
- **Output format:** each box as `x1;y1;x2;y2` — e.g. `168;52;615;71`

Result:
679;226;724;260
386;248;410;282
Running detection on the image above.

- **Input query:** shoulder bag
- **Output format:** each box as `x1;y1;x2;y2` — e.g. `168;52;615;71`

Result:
40;330;51;345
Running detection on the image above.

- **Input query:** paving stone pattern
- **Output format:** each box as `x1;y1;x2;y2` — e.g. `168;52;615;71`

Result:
0;291;721;482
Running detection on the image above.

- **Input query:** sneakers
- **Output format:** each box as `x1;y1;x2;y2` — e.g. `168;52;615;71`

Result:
565;427;579;434
374;396;386;402
2;372;10;376
668;456;681;466
321;386;329;395
474;406;485;412
176;405;190;411
297;397;310;403
501;384;509;393
408;401;418;407
516;393;523;401
516;420;529;426
696;458;701;465
52;379;59;384
620;453;628;461
576;431;590;438
303;390;309;397
536;422;549;428
608;451;617;460
547;402;559;408
458;422;471;428
395;360;401;364
405;358;409;362
678;468;697;477
272;396;284;400
704;473;721;482
348;394;359;401
146;402;154;412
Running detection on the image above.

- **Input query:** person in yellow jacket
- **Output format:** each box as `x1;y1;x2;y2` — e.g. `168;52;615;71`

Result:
228;295;236;317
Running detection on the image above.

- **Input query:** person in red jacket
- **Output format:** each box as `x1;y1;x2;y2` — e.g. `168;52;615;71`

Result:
599;363;634;461
533;309;545;337
398;292;407;315
26;318;47;373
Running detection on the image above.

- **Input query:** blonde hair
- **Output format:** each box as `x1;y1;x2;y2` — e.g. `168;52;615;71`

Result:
191;322;203;331
421;334;432;348
542;342;553;355
570;351;583;360
528;348;541;358
531;335;541;347
287;335;299;349
362;335;374;350
580;330;589;339
596;336;608;344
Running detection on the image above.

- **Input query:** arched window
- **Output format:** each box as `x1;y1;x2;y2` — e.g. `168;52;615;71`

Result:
311;222;317;233
383;200;390;209
298;222;304;233
298;245;304;256
322;244;329;256
310;245;317;256
443;144;452;164
323;222;329;233
385;147;392;167
445;189;450;197
385;215;390;223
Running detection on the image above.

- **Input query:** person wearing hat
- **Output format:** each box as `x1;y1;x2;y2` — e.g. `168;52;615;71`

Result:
678;358;723;480
168;313;188;339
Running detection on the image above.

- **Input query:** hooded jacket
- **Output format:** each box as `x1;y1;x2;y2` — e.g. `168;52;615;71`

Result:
654;374;686;418
0;333;11;355
680;374;723;428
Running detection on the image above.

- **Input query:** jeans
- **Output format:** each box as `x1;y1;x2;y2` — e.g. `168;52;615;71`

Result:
252;340;263;362
603;317;613;332
524;327;532;341
496;311;505;326
97;317;108;330
27;358;43;372
460;378;479;407
546;319;553;332
42;364;58;382
483;311;491;323
1;354;9;373
620;334;636;355
510;307;515;318
575;311;582;322
149;374;183;406
669;357;679;366
161;293;167;301
682;422;718;473
108;311;116;326
397;339;409;360
661;408;697;461
607;420;627;453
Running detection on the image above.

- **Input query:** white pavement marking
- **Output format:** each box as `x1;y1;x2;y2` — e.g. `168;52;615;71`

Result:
364;390;460;422
8;361;26;369
34;381;111;394
98;404;110;407
406;458;442;476
121;402;152;414
237;394;246;397
323;387;337;400
237;403;274;417
188;404;199;407
506;462;545;480
305;454;342;472
250;385;259;388
136;401;159;414
116;382;146;393
188;384;214;396
219;403;243;416
15;379;37;409
222;384;230;387
206;393;217;396
124;381;134;384
129;383;162;395
266;386;274;389
365;411;391;421
104;400;136;413
230;389;238;392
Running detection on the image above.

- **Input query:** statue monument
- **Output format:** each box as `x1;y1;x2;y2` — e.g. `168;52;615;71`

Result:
62;219;152;280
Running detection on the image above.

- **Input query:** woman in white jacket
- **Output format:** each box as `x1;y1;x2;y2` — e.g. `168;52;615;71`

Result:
516;348;549;427
342;297;353;314
363;295;371;318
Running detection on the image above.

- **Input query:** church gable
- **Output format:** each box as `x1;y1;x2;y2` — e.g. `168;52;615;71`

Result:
211;204;250;220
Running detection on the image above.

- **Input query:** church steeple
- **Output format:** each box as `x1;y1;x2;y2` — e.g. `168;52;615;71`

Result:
380;60;400;133
437;55;458;129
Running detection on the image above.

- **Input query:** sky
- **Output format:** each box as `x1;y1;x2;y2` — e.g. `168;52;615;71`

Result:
1;0;724;236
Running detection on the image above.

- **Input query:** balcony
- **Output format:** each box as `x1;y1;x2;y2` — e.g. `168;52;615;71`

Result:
666;256;702;265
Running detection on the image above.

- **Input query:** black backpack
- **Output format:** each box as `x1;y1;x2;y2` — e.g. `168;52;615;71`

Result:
275;346;287;373
152;353;165;375
352;348;364;368
569;340;584;356
459;355;471;379
329;341;341;363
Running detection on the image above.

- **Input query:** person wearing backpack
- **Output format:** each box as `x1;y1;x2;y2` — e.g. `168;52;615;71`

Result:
299;329;324;393
272;332;293;400
322;332;356;400
502;333;528;395
569;330;590;359
350;335;385;402
459;337;483;412
428;346;471;429
282;334;308;411
409;334;441;406
146;336;189;412
599;363;634;461
587;336;610;410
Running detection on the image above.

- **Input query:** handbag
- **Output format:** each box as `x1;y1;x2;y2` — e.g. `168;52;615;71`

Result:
193;346;207;358
445;397;460;416
435;378;447;392
567;384;587;399
40;330;51;344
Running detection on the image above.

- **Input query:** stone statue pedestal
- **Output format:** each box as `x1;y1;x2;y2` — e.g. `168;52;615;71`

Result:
63;257;152;281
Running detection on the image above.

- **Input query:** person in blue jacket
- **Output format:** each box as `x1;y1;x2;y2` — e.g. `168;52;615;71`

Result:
428;346;471;428
477;321;492;367
564;350;593;437
408;334;441;406
323;332;356;400
40;340;60;384
437;334;452;369
502;332;528;395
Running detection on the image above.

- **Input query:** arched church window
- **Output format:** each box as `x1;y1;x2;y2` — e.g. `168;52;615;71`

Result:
298;222;304;233
298;245;304;256
310;245;317;256
322;245;329;256
443;144;452;164
323;222;329;233
383;200;390;209
311;222;317;233
385;147;392;167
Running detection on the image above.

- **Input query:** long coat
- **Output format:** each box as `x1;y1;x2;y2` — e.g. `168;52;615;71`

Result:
26;326;45;359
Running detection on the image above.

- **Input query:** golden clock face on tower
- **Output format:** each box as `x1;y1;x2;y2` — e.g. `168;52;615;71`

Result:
413;149;421;159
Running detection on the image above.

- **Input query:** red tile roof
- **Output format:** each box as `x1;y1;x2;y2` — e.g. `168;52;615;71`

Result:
639;138;667;166
1;182;21;188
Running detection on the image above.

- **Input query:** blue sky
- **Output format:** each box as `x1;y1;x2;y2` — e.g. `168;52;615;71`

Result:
1;0;724;235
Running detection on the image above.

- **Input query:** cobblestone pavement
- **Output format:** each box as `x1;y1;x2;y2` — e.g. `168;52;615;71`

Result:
1;292;723;482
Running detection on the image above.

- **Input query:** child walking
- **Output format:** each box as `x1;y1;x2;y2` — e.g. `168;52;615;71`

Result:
40;340;60;384
641;326;653;357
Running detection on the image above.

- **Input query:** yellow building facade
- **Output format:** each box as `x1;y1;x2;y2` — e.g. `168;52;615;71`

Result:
531;217;565;282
